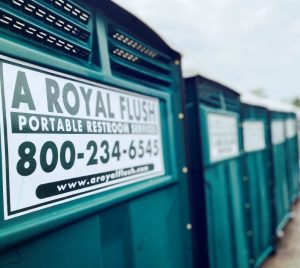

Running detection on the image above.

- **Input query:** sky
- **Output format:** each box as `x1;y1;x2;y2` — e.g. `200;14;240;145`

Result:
113;0;300;101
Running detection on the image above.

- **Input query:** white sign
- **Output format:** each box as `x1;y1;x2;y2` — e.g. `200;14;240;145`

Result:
207;113;239;162
271;120;285;144
243;121;266;152
0;58;165;219
285;119;296;139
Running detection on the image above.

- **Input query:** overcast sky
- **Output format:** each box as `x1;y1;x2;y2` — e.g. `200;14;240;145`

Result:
113;0;300;101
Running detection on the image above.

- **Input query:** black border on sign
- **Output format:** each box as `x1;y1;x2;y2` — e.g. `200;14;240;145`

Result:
0;58;164;218
0;62;11;215
9;172;159;215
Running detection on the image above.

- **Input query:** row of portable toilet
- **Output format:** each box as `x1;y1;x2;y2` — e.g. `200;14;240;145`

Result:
0;1;299;268
184;75;300;268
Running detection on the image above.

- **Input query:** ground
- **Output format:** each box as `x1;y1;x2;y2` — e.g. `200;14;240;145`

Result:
262;201;300;268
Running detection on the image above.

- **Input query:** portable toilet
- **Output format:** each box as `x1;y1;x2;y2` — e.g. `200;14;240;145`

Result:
284;111;300;204
0;1;193;267
267;101;291;236
240;93;275;267
184;75;249;268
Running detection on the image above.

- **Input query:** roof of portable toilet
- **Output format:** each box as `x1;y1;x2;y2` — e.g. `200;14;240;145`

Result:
89;0;181;59
241;92;297;113
185;74;297;114
185;74;240;97
240;92;270;109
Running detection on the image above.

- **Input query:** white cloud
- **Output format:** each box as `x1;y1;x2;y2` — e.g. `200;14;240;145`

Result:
113;0;300;100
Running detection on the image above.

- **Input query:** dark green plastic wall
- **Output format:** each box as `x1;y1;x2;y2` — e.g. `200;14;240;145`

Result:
284;113;299;205
269;112;290;235
0;1;193;267
185;76;249;268
241;104;274;268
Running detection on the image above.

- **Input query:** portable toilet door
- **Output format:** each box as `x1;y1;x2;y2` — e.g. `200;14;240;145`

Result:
297;110;300;156
0;1;193;268
284;112;300;204
240;100;274;268
184;75;249;268
269;111;290;235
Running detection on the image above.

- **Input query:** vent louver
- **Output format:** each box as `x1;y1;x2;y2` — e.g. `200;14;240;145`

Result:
0;0;92;60
198;81;240;112
224;91;240;112
44;0;90;24
198;82;222;108
108;26;173;88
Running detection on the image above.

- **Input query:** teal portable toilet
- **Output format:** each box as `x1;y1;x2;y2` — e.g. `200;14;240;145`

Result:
184;75;249;268
240;93;275;267
297;111;300;156
0;1;193;267
267;102;290;236
284;112;300;204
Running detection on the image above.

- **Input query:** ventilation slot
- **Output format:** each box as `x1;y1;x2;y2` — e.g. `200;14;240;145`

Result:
110;46;170;75
110;30;170;63
110;62;171;87
4;0;91;42
224;92;240;112
198;83;222;108
43;0;90;24
0;8;91;59
108;26;173;88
